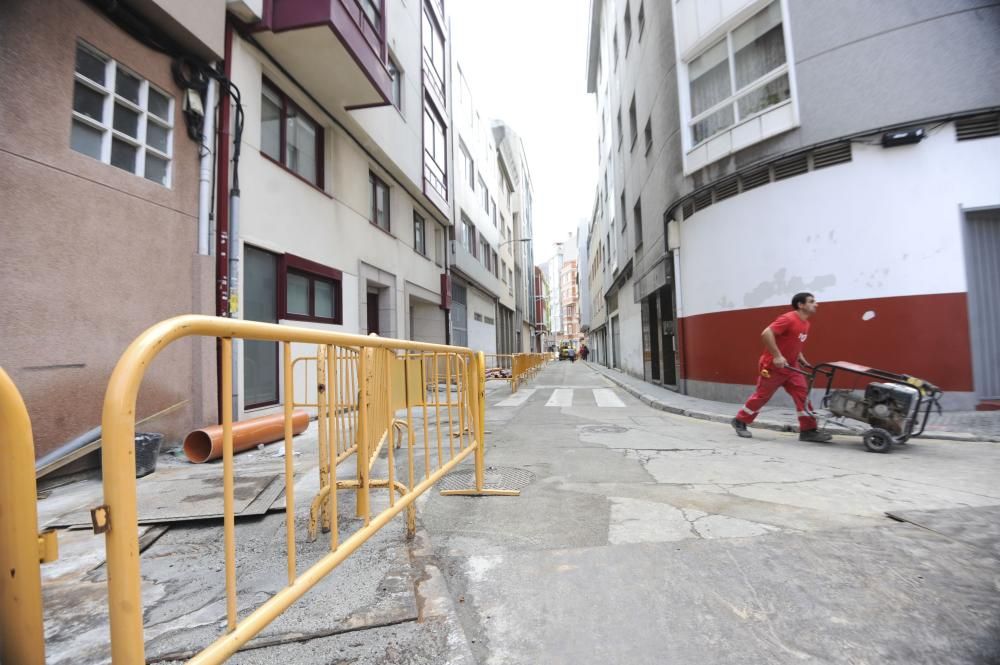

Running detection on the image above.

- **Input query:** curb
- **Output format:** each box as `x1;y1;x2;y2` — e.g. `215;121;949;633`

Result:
589;365;1000;444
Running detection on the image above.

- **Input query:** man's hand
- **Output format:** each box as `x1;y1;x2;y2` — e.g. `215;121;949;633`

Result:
773;355;788;369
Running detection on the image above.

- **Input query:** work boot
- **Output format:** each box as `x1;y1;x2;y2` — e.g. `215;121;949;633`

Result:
731;418;752;438
799;429;833;443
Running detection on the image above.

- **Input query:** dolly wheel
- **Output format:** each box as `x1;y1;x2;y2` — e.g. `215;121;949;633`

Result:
863;428;893;453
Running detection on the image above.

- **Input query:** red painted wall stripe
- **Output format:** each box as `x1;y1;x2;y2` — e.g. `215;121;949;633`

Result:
680;292;974;392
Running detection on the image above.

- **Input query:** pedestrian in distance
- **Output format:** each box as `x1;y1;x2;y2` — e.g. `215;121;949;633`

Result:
731;292;833;443
579;343;589;362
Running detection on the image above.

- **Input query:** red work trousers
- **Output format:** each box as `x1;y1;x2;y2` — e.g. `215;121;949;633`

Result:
736;368;817;432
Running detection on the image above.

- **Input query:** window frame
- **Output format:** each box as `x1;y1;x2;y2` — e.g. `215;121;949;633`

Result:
71;41;175;186
279;253;343;324
624;1;632;52
682;1;793;150
387;54;403;111
633;198;643;248
460;140;475;189
413;211;427;256
369;171;391;232
422;98;448;200
261;77;325;188
628;94;638;150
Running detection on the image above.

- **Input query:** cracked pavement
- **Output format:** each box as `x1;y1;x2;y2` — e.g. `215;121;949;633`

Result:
36;361;1000;663
419;361;1000;664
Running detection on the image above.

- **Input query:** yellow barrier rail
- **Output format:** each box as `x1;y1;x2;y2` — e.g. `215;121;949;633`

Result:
483;353;549;392
0;368;57;665
96;315;515;664
511;352;549;392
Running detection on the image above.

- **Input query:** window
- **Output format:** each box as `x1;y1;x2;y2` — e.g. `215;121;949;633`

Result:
360;0;382;33
616;109;623;148
413;212;426;256
261;79;324;187
281;254;343;324
423;100;447;200
422;9;446;96
491;250;499;277
460;141;475;189
491;197;497;226
480;237;490;267
638;2;645;39
501;260;508;283
644;118;653;155
387;56;402;110
461;216;476;255
71;42;174;186
474;313;483;322
624;2;632;50
369;172;390;231
477;174;489;212
686;1;790;146
620;192;627;232
628;95;637;148
633;198;643;247
612;29;619;69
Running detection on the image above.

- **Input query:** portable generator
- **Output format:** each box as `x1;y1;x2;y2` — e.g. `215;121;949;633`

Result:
795;361;943;453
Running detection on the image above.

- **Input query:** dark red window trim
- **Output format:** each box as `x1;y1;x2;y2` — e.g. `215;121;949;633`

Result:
262;77;325;188
278;253;344;324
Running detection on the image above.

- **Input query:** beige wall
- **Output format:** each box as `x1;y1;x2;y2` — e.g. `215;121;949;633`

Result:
0;0;216;458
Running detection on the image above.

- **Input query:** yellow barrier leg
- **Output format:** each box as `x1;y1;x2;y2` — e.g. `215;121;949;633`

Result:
0;368;48;665
441;352;519;498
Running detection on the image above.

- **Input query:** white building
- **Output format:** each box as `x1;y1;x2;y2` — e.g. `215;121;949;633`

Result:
450;64;514;354
586;0;1000;409
228;0;452;416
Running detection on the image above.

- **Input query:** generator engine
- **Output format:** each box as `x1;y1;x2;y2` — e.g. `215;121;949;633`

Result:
825;382;920;435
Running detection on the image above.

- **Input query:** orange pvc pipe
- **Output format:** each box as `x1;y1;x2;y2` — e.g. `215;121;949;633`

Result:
183;410;310;463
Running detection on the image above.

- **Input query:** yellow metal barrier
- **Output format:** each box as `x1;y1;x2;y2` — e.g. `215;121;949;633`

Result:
0;368;57;665
509;352;549;392
97;315;515;664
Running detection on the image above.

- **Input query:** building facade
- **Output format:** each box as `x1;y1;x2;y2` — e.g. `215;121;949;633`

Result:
450;64;513;355
225;0;453;418
493;121;539;352
1;0;223;457
585;0;1000;410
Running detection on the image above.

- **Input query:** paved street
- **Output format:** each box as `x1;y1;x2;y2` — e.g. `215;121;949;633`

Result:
39;361;1000;664
418;360;1000;665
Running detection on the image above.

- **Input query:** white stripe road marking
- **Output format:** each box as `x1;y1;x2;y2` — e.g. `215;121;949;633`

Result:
593;388;626;407
496;388;536;407
546;389;574;407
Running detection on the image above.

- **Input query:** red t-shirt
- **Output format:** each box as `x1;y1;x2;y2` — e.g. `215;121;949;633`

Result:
760;311;810;369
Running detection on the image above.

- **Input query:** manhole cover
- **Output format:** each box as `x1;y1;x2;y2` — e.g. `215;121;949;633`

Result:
581;424;629;434
439;466;535;492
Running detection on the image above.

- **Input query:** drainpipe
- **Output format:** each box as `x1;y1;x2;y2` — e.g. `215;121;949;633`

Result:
197;74;218;256
215;21;233;422
672;247;686;394
229;186;241;421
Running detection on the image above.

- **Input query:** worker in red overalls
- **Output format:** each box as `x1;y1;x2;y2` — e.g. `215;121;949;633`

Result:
731;292;832;442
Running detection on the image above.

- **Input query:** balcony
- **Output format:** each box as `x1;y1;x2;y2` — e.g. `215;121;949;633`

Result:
253;0;392;109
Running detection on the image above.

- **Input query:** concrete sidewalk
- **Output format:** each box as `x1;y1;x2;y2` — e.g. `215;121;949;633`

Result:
586;362;1000;443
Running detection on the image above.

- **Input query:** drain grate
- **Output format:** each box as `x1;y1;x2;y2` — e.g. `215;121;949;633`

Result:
439;466;535;492
581;424;629;434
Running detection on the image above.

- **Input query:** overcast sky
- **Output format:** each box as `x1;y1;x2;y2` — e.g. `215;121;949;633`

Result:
448;0;598;264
